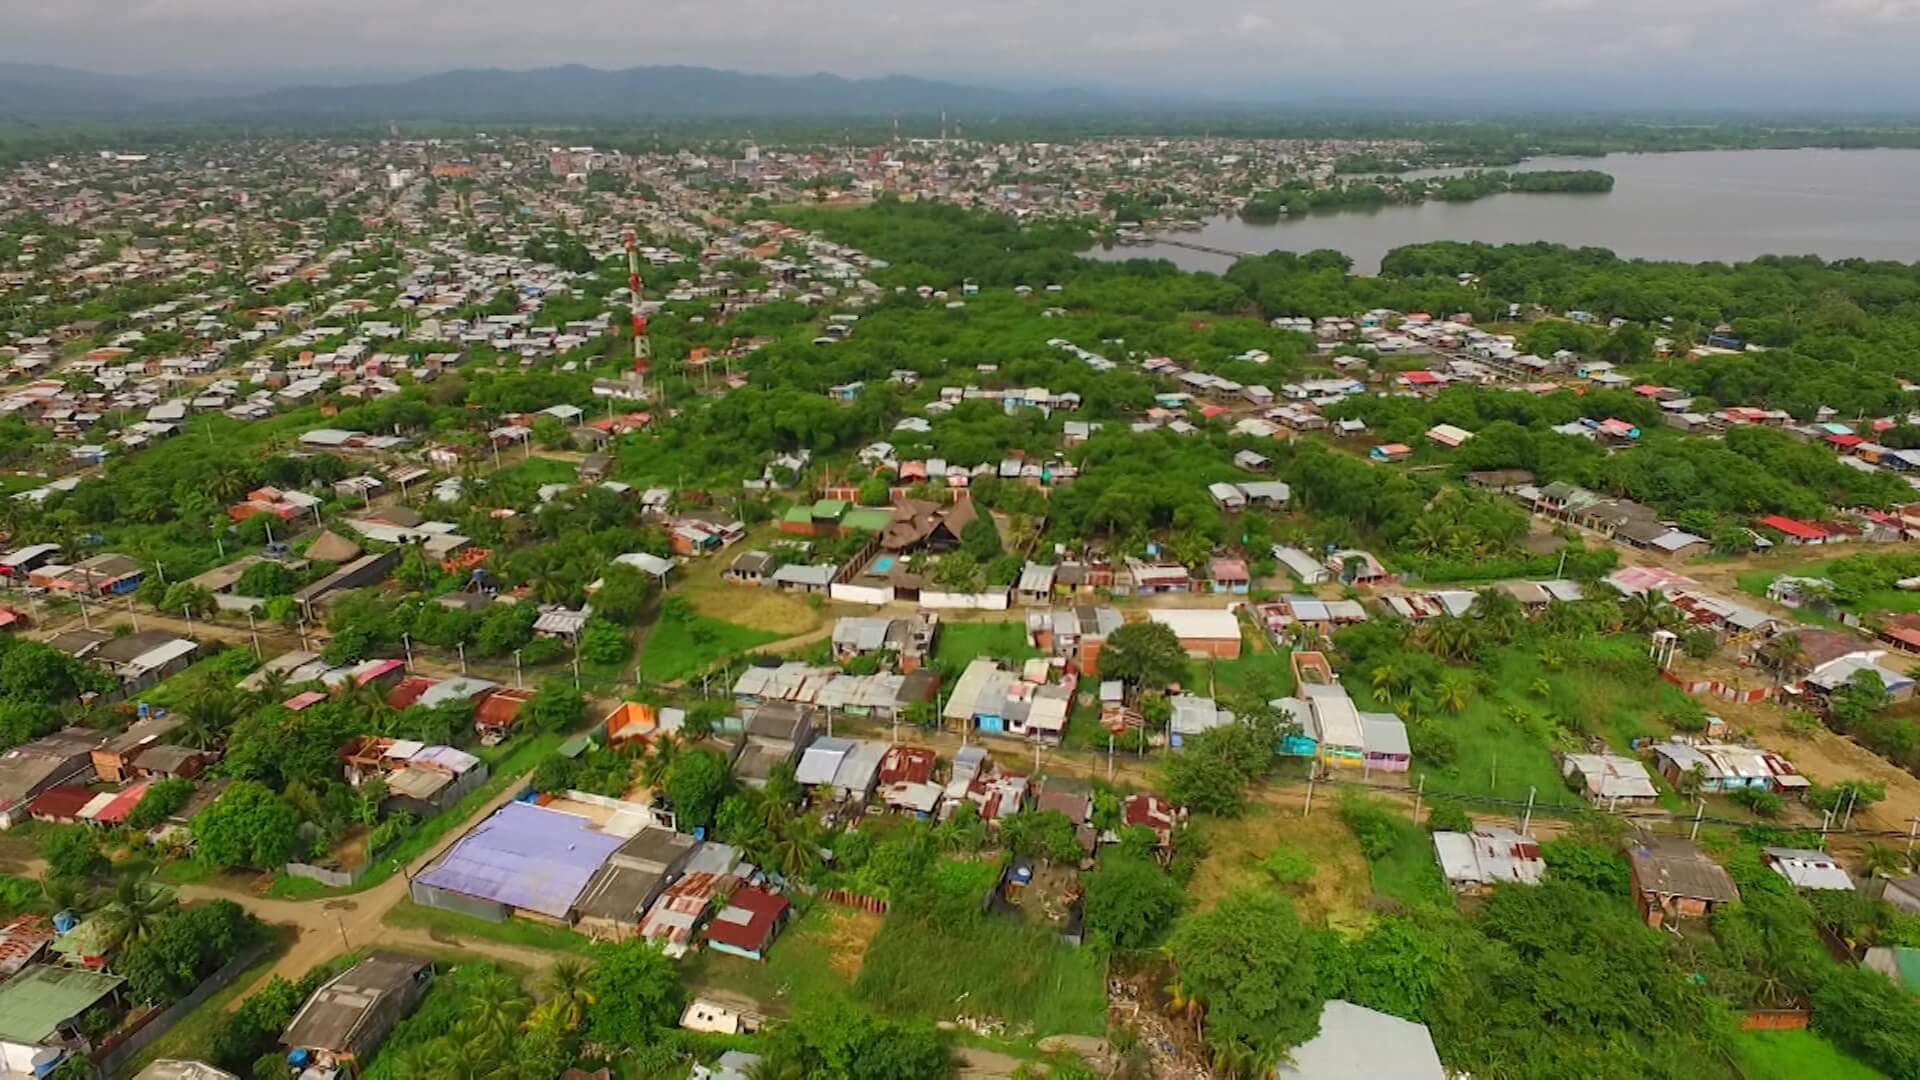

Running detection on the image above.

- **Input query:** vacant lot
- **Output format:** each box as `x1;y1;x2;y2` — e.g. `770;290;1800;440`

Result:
685;902;882;1013
638;615;782;683
855;862;1106;1037
1189;799;1373;932
673;527;832;636
934;621;1040;668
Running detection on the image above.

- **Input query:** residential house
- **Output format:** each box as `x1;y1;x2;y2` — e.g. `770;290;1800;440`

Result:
1276;1001;1445;1080
1432;827;1546;893
1147;608;1243;659
279;953;431;1077
1627;838;1740;927
574;827;699;941
1168;695;1235;749
733;702;815;787
0;965;126;1075
725;550;773;586
1559;752;1659;806
703;886;791;962
1764;847;1854;892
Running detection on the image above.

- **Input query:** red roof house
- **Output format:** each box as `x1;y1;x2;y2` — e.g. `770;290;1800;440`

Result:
702;886;791;961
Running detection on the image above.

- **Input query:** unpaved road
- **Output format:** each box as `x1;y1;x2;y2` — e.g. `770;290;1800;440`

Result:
177;767;555;999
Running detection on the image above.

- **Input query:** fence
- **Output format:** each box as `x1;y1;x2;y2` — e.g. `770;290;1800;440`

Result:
87;938;275;1078
285;859;370;888
1660;670;1774;704
794;883;889;915
1740;1009;1811;1032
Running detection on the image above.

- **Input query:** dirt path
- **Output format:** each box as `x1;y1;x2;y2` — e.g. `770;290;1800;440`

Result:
179;767;542;998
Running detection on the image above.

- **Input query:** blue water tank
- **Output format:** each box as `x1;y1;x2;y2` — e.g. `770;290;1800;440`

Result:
52;910;76;933
289;1048;311;1067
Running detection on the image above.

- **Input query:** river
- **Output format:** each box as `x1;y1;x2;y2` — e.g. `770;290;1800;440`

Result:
1086;148;1920;274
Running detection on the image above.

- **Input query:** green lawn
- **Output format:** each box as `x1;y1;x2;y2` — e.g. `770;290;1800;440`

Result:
639;616;782;683
489;455;581;487
682;900;865;1013
382;899;594;955
933;621;1040;668
112;926;296;1079
1207;649;1296;699
1729;1029;1885;1080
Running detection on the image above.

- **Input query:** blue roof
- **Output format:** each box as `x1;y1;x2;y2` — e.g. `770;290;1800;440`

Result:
414;801;624;918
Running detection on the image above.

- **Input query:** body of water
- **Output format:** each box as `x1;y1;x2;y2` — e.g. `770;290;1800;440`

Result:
1088;149;1920;274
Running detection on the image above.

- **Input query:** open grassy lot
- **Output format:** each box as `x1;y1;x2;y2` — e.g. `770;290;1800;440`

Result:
1187;798;1372;932
854;861;1107;1037
683;902;881;1013
933;621;1039;668
672;526;832;635
638;616;782;683
1205;648;1296;699
1728;1029;1885;1080
1362;806;1452;910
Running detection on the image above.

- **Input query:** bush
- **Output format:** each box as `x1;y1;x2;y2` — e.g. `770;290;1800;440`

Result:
1424;803;1473;834
41;828;107;882
120;901;261;1003
1338;795;1401;860
126;777;196;830
1733;787;1786;818
1260;845;1314;885
519;636;568;665
1082;856;1184;949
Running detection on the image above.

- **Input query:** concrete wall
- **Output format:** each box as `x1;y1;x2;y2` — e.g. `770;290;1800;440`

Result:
920;590;1010;611
830;583;894;606
409;879;510;923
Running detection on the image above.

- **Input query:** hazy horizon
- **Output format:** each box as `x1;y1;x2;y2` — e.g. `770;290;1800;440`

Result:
8;0;1920;112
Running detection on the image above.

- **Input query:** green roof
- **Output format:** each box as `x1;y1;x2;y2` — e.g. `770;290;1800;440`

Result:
782;505;814;525
842;508;895;533
46;916;114;961
811;499;848;519
0;964;124;1042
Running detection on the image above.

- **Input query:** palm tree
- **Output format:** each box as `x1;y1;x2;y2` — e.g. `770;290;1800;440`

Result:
1369;663;1408;704
1538;645;1566;672
1529;677;1553;700
1758;632;1807;680
1472;586;1525;643
459;969;527;1045
101;874;173;947
1623;589;1675;634
1861;842;1912;879
771;819;823;881
536;958;596;1032
638;733;682;789
1286;622;1322;651
1407;517;1450;557
1434;673;1473;716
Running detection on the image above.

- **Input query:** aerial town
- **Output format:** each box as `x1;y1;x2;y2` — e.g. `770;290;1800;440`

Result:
0;118;1917;1080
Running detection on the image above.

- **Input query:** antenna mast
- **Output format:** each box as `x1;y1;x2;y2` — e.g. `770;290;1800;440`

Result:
624;230;651;398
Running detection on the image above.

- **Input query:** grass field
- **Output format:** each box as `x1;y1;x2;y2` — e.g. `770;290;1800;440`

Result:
1364;808;1452;910
1728;1030;1884;1080
1206;649;1296;700
1187;799;1372;932
933;621;1040;668
638;616;782;683
854;862;1107;1036
382;899;595;955
684;902;880;1013
112;927;296;1079
672;526;831;635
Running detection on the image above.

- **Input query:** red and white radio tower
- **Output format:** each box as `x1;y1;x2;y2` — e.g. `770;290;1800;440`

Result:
623;230;651;397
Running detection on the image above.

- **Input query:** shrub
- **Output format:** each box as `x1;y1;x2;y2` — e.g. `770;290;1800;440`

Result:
1423;803;1473;834
1338;795;1402;861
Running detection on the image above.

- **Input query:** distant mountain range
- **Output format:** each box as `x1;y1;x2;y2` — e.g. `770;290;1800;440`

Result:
0;62;1115;118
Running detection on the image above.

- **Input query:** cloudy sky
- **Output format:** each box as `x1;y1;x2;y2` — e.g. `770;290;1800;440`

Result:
8;0;1920;106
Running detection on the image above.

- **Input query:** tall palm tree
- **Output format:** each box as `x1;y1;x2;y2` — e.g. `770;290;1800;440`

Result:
1623;589;1675;634
1434;674;1473;716
101;874;173;947
771;819;823;882
1369;663;1408;703
536;958;596;1032
458;969;527;1045
638;733;682;790
1472;586;1525;643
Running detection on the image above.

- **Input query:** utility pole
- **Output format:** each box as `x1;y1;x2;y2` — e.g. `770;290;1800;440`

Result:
246;610;260;658
457;642;466;674
513;649;523;689
1412;775;1425;823
1303;770;1315;818
1522;786;1536;836
1690;800;1704;842
402;633;413;672
1907;817;1918;862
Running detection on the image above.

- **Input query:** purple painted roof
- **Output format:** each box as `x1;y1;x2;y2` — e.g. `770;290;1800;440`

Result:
414;802;623;918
